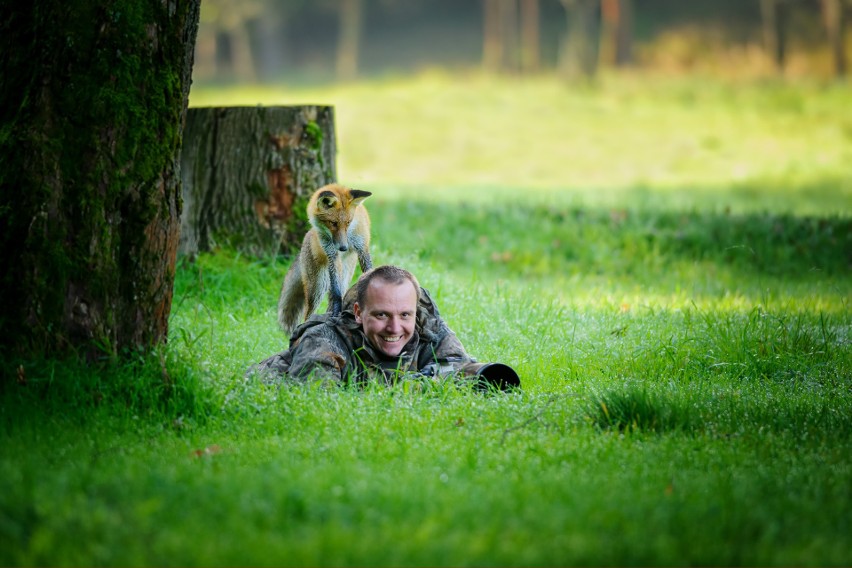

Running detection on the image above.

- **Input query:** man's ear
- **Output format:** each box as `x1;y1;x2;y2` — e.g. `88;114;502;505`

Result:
353;302;363;324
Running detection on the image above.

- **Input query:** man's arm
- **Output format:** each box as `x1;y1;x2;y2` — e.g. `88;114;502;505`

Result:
287;324;351;384
434;327;474;367
415;318;476;378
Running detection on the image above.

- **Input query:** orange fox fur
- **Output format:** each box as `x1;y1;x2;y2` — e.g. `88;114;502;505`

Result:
277;184;372;335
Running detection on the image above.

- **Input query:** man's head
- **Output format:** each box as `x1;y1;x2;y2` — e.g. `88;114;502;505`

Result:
353;266;421;358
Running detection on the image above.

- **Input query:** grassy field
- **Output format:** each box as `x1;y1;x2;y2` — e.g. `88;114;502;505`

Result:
2;73;851;566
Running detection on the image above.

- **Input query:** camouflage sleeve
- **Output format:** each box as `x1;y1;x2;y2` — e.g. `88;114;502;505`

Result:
244;349;292;382
287;323;351;384
415;319;476;379
434;327;474;369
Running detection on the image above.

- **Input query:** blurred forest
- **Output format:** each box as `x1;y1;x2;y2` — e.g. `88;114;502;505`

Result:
193;0;851;83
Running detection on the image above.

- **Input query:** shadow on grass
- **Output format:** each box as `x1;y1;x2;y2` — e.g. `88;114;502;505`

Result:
372;194;851;284
585;383;852;439
0;349;217;426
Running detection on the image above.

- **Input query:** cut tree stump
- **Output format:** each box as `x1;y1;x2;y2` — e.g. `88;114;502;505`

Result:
179;105;336;257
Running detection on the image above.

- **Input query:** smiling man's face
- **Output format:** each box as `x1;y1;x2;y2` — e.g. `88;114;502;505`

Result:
353;278;418;358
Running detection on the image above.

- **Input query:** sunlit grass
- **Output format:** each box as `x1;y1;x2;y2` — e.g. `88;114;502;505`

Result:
189;71;852;215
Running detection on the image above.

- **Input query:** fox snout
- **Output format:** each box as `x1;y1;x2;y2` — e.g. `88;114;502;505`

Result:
331;233;349;252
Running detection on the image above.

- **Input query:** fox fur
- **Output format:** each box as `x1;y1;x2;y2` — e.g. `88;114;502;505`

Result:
277;184;372;335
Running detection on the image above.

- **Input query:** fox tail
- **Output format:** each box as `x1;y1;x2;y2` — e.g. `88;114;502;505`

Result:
277;263;306;336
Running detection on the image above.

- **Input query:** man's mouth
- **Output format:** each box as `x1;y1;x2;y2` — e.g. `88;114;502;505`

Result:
380;335;402;343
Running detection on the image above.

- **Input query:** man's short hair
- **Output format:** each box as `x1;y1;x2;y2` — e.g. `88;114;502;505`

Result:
355;265;421;307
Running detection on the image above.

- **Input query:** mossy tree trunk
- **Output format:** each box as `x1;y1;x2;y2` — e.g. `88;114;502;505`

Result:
0;0;201;359
179;106;337;258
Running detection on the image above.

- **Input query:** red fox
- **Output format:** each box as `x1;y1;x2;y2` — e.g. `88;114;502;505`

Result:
277;184;373;335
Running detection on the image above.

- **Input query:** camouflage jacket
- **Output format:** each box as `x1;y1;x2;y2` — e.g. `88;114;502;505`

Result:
247;286;474;385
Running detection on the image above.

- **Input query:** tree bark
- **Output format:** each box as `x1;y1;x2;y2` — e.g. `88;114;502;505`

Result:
0;0;200;358
179;106;337;258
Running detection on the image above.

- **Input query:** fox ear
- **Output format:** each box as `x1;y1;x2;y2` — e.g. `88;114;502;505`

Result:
350;189;371;206
317;190;339;209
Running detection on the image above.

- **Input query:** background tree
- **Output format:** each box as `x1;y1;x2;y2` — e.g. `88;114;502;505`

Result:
559;0;602;80
520;0;541;72
337;0;364;80
821;0;847;77
600;0;633;67
482;0;529;72
760;0;789;72
195;0;264;82
0;0;201;359
483;0;504;72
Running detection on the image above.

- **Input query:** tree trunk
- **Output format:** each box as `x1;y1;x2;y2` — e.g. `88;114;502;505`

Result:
483;0;504;71
500;0;520;73
559;0;602;80
483;0;520;72
193;22;219;81
821;0;847;77
520;0;540;72
601;0;633;67
179;106;337;258
0;0;200;359
227;23;257;82
255;13;290;82
337;0;363;80
761;0;788;72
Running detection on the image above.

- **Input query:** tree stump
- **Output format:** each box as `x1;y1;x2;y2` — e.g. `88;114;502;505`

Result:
179;105;336;258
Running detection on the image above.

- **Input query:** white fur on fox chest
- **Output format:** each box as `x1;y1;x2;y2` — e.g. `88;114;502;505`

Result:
305;225;360;280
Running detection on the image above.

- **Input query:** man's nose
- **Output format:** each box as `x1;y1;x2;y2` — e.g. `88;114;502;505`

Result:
385;316;402;331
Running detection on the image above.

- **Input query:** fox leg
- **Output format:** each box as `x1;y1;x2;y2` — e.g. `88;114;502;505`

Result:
357;246;372;273
359;251;372;272
325;252;347;316
303;265;330;320
349;232;372;273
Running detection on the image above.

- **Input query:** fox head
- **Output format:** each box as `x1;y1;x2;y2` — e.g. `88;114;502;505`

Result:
309;184;371;252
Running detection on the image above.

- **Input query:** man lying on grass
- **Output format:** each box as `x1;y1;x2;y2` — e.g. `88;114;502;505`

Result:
247;265;519;390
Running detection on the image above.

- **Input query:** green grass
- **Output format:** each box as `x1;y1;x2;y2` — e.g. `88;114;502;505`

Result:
2;73;851;566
